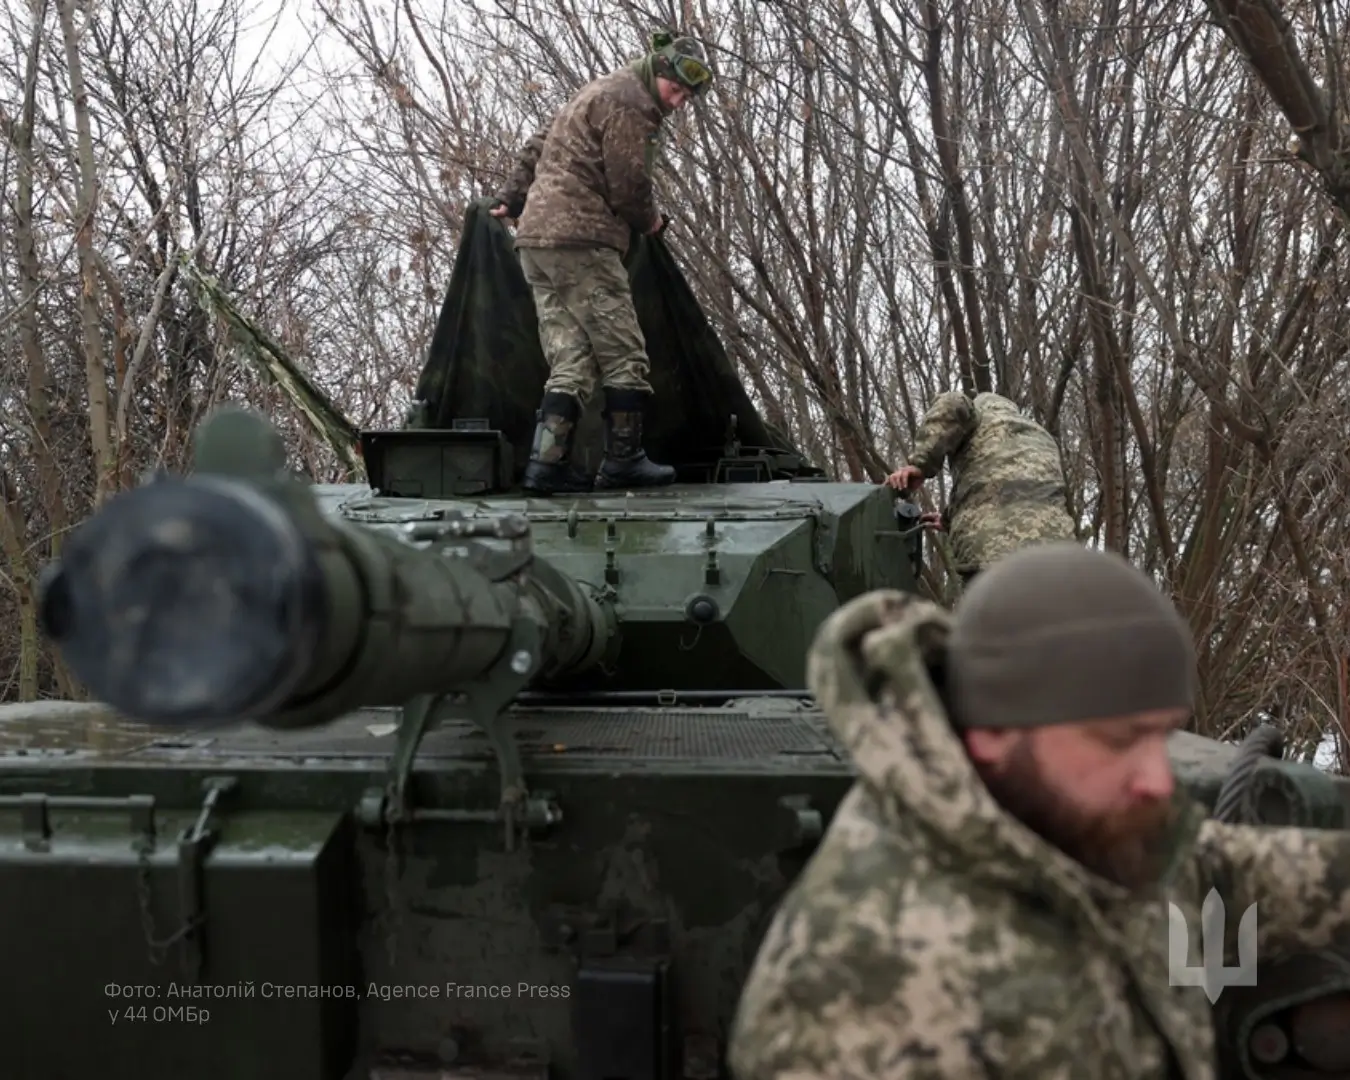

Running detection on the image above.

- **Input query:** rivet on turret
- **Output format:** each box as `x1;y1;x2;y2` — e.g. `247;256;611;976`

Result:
704;550;721;586
566;507;579;540
606;518;617;541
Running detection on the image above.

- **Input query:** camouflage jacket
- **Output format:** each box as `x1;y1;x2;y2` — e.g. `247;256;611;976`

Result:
496;67;663;254
728;591;1350;1080
909;391;1076;573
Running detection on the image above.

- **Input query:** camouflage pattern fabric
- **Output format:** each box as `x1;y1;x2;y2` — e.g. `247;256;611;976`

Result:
910;391;1077;574
497;67;663;256
518;246;653;403
409;199;809;482
728;589;1350;1080
528;397;579;469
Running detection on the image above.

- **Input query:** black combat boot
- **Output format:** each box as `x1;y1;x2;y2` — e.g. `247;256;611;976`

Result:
522;391;593;495
594;387;676;490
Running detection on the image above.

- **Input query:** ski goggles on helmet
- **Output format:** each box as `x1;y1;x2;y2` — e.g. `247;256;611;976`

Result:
668;51;712;94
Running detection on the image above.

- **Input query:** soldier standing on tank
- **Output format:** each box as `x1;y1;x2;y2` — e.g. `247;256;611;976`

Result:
490;32;713;495
728;542;1350;1079
884;390;1077;585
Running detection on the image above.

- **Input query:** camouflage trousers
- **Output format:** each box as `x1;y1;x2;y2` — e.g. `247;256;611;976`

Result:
947;499;1078;577
518;245;653;404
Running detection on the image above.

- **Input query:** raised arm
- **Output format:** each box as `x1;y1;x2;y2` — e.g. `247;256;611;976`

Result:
909;391;977;478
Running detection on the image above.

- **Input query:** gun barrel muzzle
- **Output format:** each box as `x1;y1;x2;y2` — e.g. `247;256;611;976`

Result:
40;475;327;726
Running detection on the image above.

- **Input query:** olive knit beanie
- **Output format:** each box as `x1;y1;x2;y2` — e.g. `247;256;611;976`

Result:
946;543;1197;729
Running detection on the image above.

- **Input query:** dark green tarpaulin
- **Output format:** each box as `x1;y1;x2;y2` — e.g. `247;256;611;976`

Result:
409;197;806;480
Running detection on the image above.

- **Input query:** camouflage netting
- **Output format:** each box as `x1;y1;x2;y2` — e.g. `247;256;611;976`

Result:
409;197;807;480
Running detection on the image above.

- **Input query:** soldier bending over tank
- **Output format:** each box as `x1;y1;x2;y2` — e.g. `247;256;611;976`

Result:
730;543;1350;1078
491;32;713;495
885;390;1077;584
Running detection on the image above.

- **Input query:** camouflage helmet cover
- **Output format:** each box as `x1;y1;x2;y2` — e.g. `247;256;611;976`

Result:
649;30;712;94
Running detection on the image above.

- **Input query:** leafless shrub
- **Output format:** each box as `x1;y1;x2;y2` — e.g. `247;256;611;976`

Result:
2;0;1349;766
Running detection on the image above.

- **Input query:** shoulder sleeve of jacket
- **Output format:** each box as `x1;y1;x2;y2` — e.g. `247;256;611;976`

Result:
908;392;977;478
1192;820;1350;958
728;898;995;1080
495;123;550;217
596;95;659;232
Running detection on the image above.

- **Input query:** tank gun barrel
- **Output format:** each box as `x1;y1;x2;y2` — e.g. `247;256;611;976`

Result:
37;412;615;730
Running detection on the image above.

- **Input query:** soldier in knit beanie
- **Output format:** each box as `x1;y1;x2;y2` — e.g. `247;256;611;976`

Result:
948;541;1197;888
731;540;1350;1080
947;541;1196;730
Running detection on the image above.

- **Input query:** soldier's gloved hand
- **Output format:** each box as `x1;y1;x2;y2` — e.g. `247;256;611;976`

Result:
919;511;944;531
647;212;667;236
489;200;511;218
884;465;924;492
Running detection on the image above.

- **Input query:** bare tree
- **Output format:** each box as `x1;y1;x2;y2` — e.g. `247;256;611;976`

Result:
4;0;1350;769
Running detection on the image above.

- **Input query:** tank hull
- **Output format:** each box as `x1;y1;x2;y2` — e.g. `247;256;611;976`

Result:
2;705;1350;1080
0;698;854;1080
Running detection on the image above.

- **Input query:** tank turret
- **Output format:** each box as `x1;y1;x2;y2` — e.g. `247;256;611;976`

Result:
38;406;924;843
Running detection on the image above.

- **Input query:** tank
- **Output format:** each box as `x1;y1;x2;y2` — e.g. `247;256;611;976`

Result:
0;400;931;1080
8;179;1350;1074
10;410;1350;1080
7;405;1350;1079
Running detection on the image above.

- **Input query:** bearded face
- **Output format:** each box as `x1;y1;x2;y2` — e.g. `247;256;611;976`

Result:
973;729;1180;891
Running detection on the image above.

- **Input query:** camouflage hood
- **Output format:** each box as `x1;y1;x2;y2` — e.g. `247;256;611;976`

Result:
733;586;1350;1080
972;389;1023;422
806;589;1206;913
